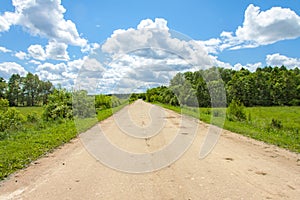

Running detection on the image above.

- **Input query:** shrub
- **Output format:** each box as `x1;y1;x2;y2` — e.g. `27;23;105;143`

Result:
0;98;9;112
72;90;95;118
0;108;25;132
26;112;40;123
95;94;122;110
227;99;246;121
43;89;73;121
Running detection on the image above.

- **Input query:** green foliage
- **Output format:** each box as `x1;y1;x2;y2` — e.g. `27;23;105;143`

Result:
2;73;53;107
26;112;40;123
0;98;9;112
146;66;300;108
0;78;7;99
95;94;121;109
129;93;146;102
227;99;247;121
43;89;73;121
72;90;95;118
227;66;300;106
146;86;179;106
0;108;25;132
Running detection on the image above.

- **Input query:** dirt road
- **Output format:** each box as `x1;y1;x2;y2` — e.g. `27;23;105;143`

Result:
0;100;299;199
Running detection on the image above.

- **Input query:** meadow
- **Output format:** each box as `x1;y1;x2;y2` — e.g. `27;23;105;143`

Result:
0;104;126;180
157;103;300;153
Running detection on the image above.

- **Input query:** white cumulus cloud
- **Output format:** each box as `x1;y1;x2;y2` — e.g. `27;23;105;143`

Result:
266;53;300;69
236;4;300;46
201;4;300;52
29;60;41;65
35;58;87;88
0;11;17;32
0;0;88;56
96;18;215;93
233;62;262;72
15;51;28;60
45;41;69;61
36;62;69;87
12;0;87;46
0;62;27;79
28;44;47;61
0;46;12;53
27;41;70;61
102;18;211;67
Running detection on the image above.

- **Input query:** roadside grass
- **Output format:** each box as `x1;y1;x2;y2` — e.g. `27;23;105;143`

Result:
96;101;128;121
155;103;300;153
14;106;44;116
0;104;127;180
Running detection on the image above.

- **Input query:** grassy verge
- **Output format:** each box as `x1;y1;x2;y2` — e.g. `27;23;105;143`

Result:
155;103;300;153
14;106;44;116
96;102;128;121
0;104;127;180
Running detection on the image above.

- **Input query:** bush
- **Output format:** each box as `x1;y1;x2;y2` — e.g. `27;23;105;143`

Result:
0;108;25;132
95;94;122;110
73;90;95;118
227;99;246;121
0;98;9;112
43;89;73;121
26;112;40;123
289;99;300;106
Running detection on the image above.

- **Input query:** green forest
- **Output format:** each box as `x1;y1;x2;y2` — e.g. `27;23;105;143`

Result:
145;66;300;107
0;73;53;107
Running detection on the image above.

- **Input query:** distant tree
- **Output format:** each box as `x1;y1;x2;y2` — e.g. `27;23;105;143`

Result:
39;80;53;105
73;90;95;118
23;73;40;106
0;77;7;99
7;74;22;106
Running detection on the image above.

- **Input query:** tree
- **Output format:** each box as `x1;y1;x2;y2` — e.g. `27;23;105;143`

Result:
39;80;53;105
7;74;22;106
23;73;40;106
0;77;7;99
146;66;300;108
73;90;95;118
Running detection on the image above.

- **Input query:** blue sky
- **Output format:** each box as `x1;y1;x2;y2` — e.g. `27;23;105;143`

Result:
0;0;300;92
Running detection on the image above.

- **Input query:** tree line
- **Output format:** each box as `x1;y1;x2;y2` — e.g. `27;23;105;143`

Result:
146;66;300;107
0;73;53;106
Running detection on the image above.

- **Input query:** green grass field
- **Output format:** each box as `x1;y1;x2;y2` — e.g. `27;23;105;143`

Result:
156;103;300;153
14;106;44;116
0;105;126;180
